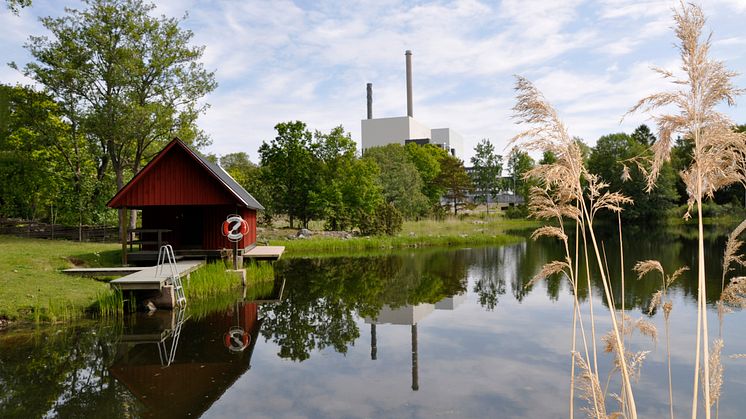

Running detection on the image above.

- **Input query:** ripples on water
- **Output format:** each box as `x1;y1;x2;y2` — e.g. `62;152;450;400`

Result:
1;228;745;418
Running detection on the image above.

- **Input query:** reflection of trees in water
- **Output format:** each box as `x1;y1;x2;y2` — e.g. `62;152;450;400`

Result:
502;225;732;311
0;323;139;418
260;251;469;361
500;238;569;303
469;247;507;310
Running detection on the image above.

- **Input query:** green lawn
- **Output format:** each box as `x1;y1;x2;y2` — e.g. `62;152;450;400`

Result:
0;235;120;322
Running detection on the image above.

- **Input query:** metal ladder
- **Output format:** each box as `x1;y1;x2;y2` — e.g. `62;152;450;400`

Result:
156;244;187;307
157;307;189;367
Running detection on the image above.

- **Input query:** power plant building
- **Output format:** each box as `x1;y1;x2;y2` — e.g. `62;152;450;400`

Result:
361;51;463;157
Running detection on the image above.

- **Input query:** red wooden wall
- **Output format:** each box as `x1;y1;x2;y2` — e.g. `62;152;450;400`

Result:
142;206;257;250
112;145;236;207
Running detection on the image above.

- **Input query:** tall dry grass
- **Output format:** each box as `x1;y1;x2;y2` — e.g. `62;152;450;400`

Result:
512;75;639;418
627;3;746;417
635;261;688;419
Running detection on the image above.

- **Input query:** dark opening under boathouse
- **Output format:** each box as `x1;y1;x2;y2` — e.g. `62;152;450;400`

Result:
107;138;275;265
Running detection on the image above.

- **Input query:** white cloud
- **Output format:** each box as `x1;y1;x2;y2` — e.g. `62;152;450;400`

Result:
2;0;746;164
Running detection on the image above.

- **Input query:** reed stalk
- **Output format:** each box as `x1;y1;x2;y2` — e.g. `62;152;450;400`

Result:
512;76;637;417
627;3;746;416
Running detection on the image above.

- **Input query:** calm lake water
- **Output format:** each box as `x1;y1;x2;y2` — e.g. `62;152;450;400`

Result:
2;226;746;418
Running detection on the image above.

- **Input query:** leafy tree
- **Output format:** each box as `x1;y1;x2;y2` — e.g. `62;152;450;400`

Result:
506;147;534;202
5;0;31;14
259;121;316;228
311;126;382;231
631;124;656;146
539;150;557;165
470;138;503;212
19;0;216;236
359;202;403;236
405;143;448;206
220;152;275;225
364;144;429;218
669;135;693;205
587;132;678;222
0;85;63;221
435;154;473;215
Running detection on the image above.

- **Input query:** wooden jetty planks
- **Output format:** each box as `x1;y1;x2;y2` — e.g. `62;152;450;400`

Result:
109;260;204;291
244;245;285;260
63;267;147;277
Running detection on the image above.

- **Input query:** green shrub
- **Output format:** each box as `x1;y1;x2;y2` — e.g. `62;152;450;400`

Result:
504;204;530;219
359;202;403;236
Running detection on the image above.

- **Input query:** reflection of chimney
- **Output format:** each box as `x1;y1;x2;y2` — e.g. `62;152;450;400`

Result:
371;323;377;360
366;83;373;119
405;50;413;118
411;324;419;391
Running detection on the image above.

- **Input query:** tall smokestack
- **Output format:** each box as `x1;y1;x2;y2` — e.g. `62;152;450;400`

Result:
405;50;413;118
366;83;373;119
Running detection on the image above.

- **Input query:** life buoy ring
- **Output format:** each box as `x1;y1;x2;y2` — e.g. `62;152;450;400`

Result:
224;327;250;352
222;215;250;242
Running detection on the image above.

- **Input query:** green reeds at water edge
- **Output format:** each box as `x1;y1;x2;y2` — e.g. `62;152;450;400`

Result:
185;261;274;299
92;261;276;317
93;288;126;318
27;297;82;324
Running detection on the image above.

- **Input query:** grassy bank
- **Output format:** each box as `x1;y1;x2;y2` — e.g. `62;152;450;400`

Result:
267;216;538;255
92;261;276;318
0;235;120;322
1;215;535;322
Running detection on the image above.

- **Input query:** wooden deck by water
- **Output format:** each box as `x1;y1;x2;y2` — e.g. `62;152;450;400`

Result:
109;260;205;291
244;246;285;260
63;267;147;277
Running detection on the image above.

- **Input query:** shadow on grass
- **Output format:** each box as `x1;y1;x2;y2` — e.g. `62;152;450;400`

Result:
68;249;122;268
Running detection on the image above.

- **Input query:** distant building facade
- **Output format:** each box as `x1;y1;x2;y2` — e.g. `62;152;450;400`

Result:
361;50;463;157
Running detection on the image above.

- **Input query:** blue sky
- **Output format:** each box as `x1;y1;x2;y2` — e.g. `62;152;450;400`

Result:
2;0;746;163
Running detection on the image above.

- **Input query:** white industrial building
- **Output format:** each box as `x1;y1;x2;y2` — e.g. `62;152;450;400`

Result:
360;51;464;157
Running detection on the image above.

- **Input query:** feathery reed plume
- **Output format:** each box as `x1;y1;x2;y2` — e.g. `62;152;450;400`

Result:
512;74;638;417
708;339;724;409
626;3;746;416
648;290;663;315
574;352;607;419
526;259;571;289
722;219;746;292
634;260;664;279
635;259;685;419
720;277;746;309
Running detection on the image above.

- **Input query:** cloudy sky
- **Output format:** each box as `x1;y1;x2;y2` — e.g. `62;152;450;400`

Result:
2;0;746;162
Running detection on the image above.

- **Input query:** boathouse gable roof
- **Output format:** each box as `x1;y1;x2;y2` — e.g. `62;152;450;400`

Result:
107;138;264;210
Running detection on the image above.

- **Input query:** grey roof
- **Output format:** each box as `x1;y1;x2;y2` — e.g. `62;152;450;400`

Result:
182;140;264;210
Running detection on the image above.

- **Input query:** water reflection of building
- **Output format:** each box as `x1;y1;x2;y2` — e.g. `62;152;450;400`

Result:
108;279;285;417
364;292;466;391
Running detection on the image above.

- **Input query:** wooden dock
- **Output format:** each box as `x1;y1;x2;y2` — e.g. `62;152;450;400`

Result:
63;267;147;277
244;246;285;260
109;260;204;291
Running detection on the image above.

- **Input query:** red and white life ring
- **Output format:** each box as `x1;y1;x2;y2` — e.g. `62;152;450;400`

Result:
222;215;249;242
224;327;250;352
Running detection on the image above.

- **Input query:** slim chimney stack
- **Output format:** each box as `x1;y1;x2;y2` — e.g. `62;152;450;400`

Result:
366;83;373;119
405;50;413;118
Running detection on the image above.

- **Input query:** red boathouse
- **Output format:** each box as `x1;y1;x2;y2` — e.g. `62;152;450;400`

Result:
108;138;264;264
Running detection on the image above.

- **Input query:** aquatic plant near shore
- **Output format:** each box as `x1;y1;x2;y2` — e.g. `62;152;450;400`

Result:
93;288;125;318
627;3;746;416
185;261;274;300
635;260;688;419
512;75;638;418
